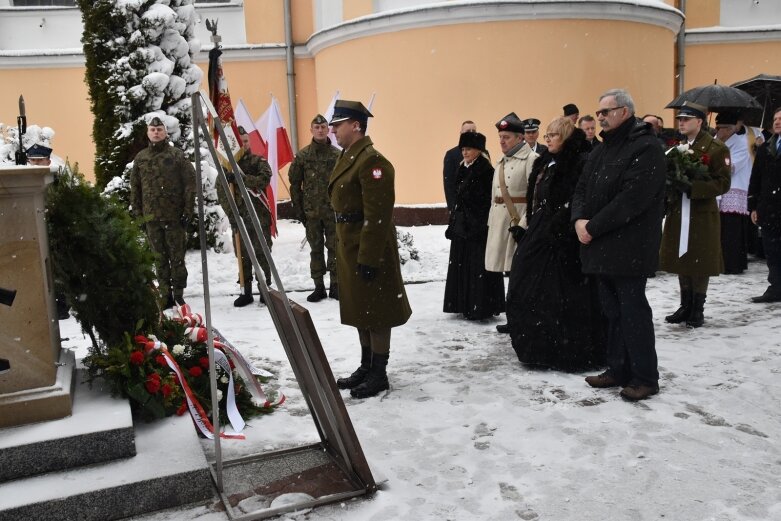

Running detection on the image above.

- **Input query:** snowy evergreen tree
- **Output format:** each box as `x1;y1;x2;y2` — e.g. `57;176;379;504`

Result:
79;0;229;250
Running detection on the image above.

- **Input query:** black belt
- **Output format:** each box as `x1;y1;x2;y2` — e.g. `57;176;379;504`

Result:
334;211;364;223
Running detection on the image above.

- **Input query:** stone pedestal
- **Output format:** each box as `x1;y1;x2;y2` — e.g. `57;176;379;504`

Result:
0;165;73;428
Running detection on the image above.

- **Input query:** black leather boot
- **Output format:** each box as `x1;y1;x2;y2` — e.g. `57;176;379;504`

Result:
307;282;327;303
350;352;390;398
328;282;339;300
337;345;372;390
665;288;692;324
686;293;706;328
233;280;254;307
162;290;175;310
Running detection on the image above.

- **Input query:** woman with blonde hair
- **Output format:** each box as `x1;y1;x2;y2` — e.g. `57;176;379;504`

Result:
506;117;604;370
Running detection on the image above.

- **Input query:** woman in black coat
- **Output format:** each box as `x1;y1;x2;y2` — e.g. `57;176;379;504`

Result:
444;132;505;320
506;118;605;370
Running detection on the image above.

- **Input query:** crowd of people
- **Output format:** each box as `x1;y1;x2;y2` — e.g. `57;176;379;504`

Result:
97;87;781;403
442;87;781;401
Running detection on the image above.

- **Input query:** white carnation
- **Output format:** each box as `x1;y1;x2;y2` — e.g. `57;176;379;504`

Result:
172;344;185;355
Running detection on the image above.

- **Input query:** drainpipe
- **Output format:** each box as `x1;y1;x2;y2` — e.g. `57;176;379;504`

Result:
284;0;299;152
675;0;686;96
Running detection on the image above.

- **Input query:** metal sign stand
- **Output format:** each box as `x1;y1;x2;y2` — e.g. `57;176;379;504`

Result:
191;93;375;519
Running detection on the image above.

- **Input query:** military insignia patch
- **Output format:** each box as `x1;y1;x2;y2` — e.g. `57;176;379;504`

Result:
372;168;383;180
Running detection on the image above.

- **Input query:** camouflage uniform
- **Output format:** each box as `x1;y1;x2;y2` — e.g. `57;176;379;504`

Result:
130;140;196;301
217;150;273;287
289;138;340;286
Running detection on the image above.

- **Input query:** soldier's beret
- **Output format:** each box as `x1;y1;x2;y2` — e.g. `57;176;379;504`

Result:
522;118;541;132
148;116;165;127
458;131;486;151
676;101;707;120
495;112;525;133
26;143;52;158
312;114;327;125
329;100;373;125
563;103;579;116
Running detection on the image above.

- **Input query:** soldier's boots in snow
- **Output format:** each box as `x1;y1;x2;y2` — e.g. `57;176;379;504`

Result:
307;282;327;303
163;291;176;310
686;293;706;328
350;352;390;399
328;282;339;300
337;345;372;389
234;280;254;307
665;288;692;324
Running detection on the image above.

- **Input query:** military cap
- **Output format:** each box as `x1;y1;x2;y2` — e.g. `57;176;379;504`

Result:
563;103;579;116
715;111;739;125
148;116;165;127
329;100;373;125
676;101;707;120
312;114;327;125
458;131;486;151
26;143;52;158
522;118;541;132
495;112;525;133
237;125;248;135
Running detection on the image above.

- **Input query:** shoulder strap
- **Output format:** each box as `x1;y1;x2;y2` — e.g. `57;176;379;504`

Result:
497;160;522;226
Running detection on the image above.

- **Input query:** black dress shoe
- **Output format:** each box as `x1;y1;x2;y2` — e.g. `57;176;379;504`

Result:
751;289;781;303
496;323;510;334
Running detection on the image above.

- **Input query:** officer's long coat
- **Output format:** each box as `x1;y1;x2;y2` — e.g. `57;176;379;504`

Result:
659;131;732;276
485;144;537;272
328;136;412;329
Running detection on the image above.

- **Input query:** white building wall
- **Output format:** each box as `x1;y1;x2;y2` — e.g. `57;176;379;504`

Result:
720;0;781;27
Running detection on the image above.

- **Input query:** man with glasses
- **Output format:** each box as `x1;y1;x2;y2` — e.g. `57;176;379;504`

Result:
659;102;731;328
571;88;666;401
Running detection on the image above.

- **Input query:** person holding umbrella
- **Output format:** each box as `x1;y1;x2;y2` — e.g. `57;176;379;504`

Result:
659;102;732;328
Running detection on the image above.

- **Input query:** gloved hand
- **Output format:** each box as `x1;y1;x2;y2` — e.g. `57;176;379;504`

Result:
225;172;236;183
445;226;453;240
508;225;525;244
669;176;692;196
180;215;190;228
357;263;377;281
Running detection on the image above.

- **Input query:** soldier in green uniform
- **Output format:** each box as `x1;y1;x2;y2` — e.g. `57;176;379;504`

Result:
218;127;274;307
328;100;412;399
289;114;341;302
130;116;196;308
660;102;732;327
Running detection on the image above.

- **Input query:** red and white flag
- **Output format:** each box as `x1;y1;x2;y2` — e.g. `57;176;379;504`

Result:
235;100;267;159
324;90;340;150
255;96;294;237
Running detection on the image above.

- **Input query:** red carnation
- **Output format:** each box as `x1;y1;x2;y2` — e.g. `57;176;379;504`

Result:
129;351;144;366
228;358;235;370
134;335;148;345
176;401;187;416
701;153;710;165
189;366;203;378
145;374;161;394
161;384;172;398
155;354;166;366
666;138;678;147
199;356;210;369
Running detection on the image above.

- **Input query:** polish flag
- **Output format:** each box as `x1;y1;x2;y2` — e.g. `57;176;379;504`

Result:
235;100;267;159
255;97;294;237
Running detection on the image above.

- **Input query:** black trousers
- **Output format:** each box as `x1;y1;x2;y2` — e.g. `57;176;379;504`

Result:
596;275;659;386
762;227;781;293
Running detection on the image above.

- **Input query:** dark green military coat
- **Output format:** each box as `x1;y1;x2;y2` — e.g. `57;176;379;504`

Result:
289;138;340;221
659;131;732;276
328;136;412;329
217;150;273;229
130;140;196;222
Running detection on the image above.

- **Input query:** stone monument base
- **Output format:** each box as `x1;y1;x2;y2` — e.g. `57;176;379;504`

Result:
0;349;75;429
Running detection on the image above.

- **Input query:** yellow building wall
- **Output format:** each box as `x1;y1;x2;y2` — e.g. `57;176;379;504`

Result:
0;67;93;174
244;1;285;43
685;41;781;88
313;19;676;204
343;0;373;21
683;0;719;28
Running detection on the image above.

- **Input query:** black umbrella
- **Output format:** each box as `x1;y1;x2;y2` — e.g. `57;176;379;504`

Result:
665;82;762;114
731;74;781;128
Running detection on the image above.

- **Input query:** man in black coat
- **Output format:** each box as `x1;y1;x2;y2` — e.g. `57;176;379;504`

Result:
571;88;666;401
748;107;781;303
443;120;477;212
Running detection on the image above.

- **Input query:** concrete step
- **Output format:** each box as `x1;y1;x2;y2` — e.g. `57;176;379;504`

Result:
0;375;214;521
0;372;136;482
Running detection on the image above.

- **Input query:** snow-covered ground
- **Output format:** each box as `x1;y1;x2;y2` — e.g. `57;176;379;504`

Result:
60;220;781;521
